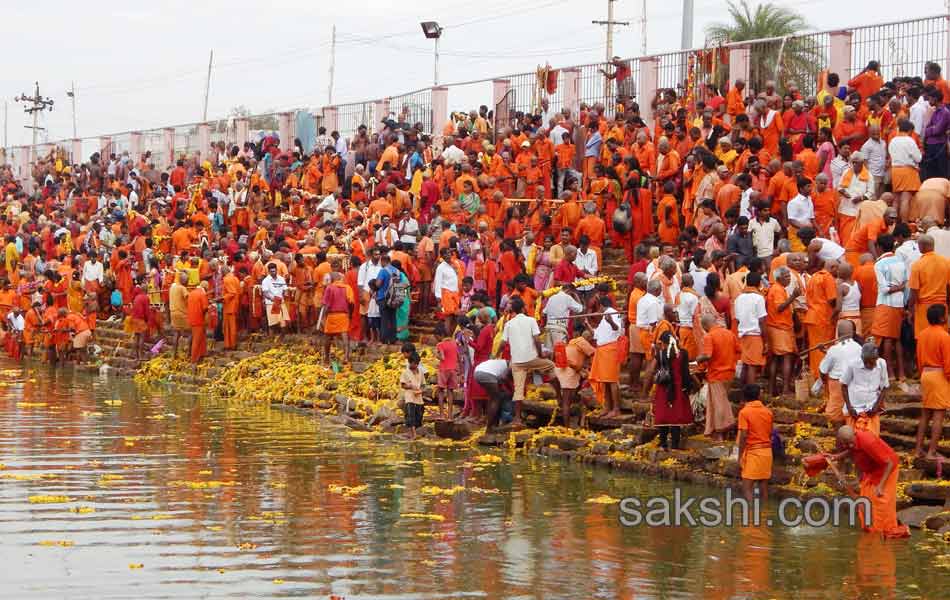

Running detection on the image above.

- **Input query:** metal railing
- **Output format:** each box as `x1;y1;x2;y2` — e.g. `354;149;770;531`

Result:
5;13;949;182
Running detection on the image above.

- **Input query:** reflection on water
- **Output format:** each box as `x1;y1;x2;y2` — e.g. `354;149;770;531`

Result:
0;361;941;599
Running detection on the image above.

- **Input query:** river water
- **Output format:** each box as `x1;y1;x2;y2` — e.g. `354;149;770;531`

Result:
0;360;943;599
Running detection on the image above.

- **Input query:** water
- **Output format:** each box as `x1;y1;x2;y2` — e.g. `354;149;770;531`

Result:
0;361;944;599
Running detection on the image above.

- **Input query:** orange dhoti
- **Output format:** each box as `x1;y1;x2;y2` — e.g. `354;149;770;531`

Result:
440;290;460;316
638;327;654;361
846;413;881;435
222;312;238;350
921;367;950;410
915;302;940;337
740;446;773;480
765;325;796;355
628;324;645;355
590;340;621;405
739;335;766;366
910;188;945;221
825;379;846;424
858;465;910;538
807;323;835;378
860;307;876;338
679;326;699;360
870;305;903;340
890;165;920;192
704;381;736;435
838;310;863;337
324;312;349;335
190;325;207;363
837;213;856;247
128;317;148;334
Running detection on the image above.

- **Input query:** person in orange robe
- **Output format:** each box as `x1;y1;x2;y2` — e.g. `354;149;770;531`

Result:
830;426;910;539
656;183;680;246
811;173;837;238
915;304;950;459
847;62;884;103
187;282;209;363
908;234;950;338
802;261;839;378
221;266;241;350
736;384;773;504
765;266;799;397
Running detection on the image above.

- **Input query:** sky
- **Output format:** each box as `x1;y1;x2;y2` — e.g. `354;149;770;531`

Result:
2;0;947;148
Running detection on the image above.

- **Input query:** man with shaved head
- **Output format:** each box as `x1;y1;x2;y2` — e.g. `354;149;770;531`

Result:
909;233;950;337
802;258;840;378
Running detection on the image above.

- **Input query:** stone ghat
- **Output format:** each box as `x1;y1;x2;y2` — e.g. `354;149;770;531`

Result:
85;319;950;532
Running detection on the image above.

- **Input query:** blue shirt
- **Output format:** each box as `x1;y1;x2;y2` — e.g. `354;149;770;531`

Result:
874;252;908;308
375;266;396;302
584;132;603;158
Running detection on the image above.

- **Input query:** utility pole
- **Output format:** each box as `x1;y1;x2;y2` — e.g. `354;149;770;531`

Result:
592;0;630;102
640;0;648;55
328;25;336;106
15;82;54;162
681;0;694;50
202;49;214;122
3;102;7;149
67;81;77;138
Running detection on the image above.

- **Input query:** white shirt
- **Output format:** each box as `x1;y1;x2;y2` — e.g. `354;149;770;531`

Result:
750;217;782;258
676;289;700;327
260;274;287;306
550;124;569;146
502;313;541;363
474;359;510;378
334;136;348;155
739;188;755;220
593;307;623;345
375;225;399;247
819;339;862;380
925;225;950;257
859;138;887;177
440;145;465;166
840;358;888;414
734;291;767;336
397;217;419;244
840;281;861;312
315;194;339;223
358;261;382;291
888;135;922;167
573;249;598;290
786;194;815;226
433;261;459;299
815;238;845;262
895;239;921;274
6;312;24;332
689;266;710;294
81;260;104;284
874;252;908;308
909;97;931;135
838;169;875;216
635;293;663;328
543;291;583;328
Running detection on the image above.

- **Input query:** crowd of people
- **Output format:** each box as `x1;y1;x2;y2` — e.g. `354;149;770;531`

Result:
1;57;949;534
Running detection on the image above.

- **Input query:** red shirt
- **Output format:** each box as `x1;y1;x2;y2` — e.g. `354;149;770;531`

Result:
436;339;459;372
553;260;583;285
322;283;350;313
851;430;898;485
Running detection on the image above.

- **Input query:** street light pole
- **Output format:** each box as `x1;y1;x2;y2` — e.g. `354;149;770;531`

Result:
420;21;444;87
68;81;77;138
434;36;440;86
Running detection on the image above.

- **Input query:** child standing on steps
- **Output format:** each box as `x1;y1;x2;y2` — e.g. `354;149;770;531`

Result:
435;334;460;420
400;352;425;440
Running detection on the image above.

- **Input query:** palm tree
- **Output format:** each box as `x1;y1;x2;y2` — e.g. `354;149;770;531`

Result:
705;1;823;95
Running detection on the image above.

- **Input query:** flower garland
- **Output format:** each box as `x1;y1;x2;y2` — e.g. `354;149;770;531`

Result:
533;276;618;321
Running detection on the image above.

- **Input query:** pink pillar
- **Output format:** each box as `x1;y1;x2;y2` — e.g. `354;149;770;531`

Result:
17;148;31;191
431;87;448;135
99;136;112;158
130;132;143;161
492;79;511;132
71;139;82;165
322;106;339;133
638;57;659;125
562;68;580;117
278;112;293;152
829;31;854;79
373;98;391;133
235;118;249;147
197;123;211;160
163;128;175;170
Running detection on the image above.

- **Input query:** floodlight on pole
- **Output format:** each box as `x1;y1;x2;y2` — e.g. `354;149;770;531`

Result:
420;21;443;86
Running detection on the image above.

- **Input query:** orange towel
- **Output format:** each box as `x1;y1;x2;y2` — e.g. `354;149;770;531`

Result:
740;446;773;480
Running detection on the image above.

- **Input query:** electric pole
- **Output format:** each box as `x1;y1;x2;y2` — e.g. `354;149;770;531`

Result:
67;81;77;138
592;0;630;102
681;0;694;50
15;82;54;162
328;25;336;106
640;0;648;55
202;49;214;122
